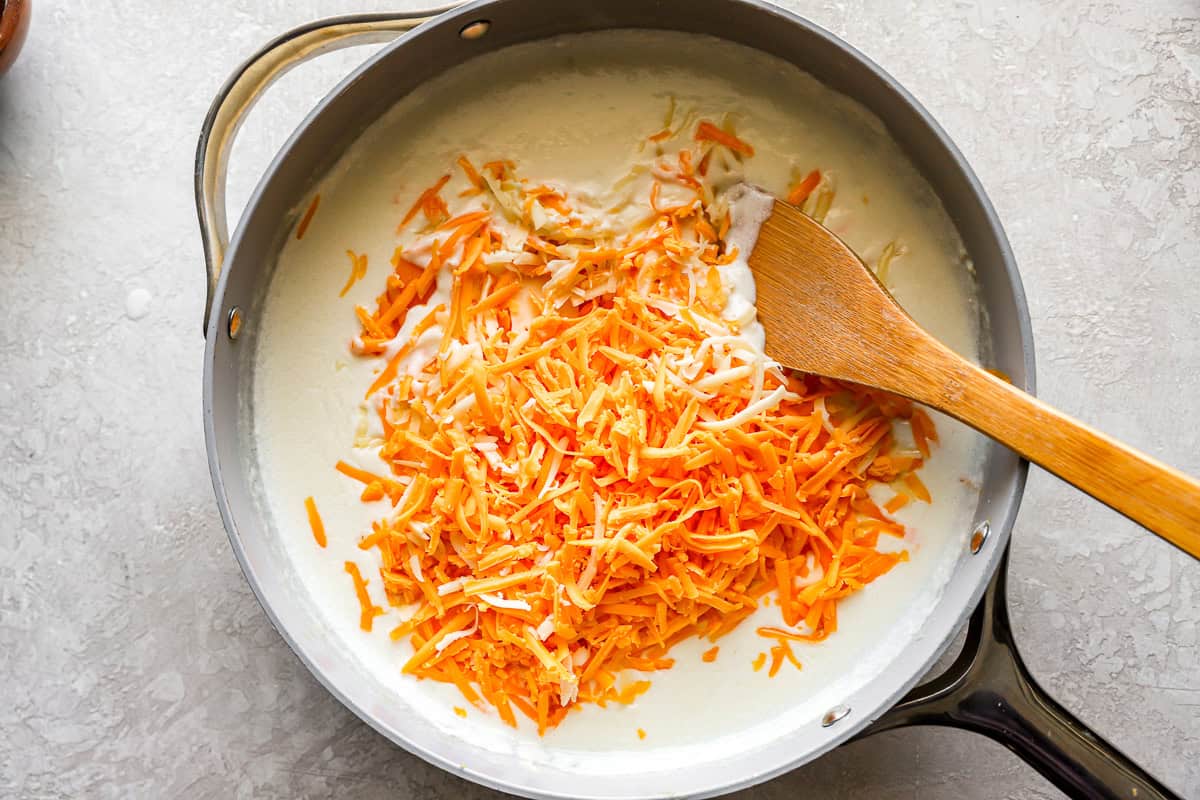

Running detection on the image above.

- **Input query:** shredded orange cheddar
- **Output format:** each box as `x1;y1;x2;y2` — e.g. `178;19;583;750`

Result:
297;193;320;240
904;472;932;504
333;110;937;732
345;561;384;632
304;496;327;548
339;250;368;297
399;174;450;231
768;638;802;677
695;120;754;156
701;645;719;663
637;728;647;740
787;170;821;206
456;155;485;191
910;408;938;459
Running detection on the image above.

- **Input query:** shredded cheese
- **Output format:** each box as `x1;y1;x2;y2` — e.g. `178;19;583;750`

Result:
296;193;321;240
339;250;368;298
304;496;327;548
332;117;935;734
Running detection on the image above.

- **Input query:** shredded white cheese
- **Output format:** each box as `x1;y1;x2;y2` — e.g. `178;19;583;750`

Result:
476;592;533;611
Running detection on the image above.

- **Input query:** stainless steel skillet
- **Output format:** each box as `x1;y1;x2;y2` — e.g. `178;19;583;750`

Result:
195;2;1181;797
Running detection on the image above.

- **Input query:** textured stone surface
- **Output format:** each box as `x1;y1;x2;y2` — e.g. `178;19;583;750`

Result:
1;1;1198;798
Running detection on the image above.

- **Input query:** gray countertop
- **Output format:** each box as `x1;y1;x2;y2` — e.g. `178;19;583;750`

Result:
2;1;1198;797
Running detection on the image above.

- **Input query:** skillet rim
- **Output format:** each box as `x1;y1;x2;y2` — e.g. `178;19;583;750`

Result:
201;1;1034;796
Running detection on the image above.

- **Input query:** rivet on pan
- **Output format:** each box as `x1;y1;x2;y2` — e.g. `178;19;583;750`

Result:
227;306;244;341
459;20;491;40
821;705;851;727
970;520;990;554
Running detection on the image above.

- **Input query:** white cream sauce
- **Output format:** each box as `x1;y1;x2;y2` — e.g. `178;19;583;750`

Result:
250;30;985;763
721;183;779;351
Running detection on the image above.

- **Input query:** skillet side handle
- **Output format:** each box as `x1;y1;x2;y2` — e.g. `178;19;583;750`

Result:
860;549;1180;800
194;9;448;335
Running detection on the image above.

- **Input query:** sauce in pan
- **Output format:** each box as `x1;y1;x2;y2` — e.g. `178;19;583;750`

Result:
250;30;984;759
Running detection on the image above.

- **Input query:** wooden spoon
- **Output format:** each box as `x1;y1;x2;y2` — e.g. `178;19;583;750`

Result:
738;185;1200;560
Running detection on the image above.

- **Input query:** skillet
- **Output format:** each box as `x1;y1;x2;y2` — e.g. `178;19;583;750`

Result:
196;2;1180;797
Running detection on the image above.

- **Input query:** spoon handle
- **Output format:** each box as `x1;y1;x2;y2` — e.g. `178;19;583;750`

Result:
896;340;1200;560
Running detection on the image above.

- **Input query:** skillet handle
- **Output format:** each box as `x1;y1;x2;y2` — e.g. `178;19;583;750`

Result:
194;9;450;334
860;549;1180;799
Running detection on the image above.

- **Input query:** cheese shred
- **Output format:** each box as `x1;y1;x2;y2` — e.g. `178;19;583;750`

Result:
329;117;935;733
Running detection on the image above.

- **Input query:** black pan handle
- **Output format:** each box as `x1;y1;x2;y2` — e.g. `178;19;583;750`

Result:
860;548;1180;800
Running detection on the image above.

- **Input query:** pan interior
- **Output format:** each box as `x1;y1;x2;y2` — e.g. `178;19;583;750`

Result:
245;28;988;774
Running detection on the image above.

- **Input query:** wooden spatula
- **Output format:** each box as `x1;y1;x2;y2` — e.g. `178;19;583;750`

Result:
740;185;1200;560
